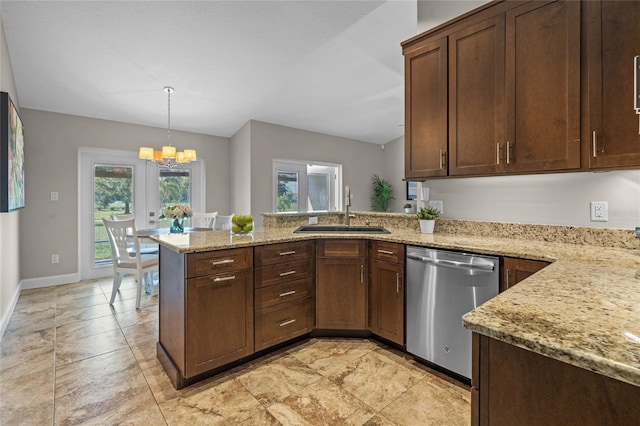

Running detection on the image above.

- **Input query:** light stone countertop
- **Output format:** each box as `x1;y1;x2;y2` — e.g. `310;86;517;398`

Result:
151;226;640;387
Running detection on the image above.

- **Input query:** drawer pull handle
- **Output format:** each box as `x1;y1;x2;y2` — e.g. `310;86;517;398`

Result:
279;290;296;297
279;270;296;277
377;249;394;255
279;319;296;327
213;275;235;282
279;251;296;256
360;264;364;283
212;259;234;266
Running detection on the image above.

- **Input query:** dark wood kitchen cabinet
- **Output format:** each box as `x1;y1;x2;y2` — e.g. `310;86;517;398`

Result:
404;0;582;179
586;0;640;169
449;15;506;176
404;37;448;179
472;333;640;425
254;241;315;351
159;247;254;383
316;240;367;330
504;0;581;173
369;241;405;346
501;257;549;292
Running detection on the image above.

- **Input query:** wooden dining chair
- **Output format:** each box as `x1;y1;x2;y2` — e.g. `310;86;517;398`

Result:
102;218;159;308
191;211;218;229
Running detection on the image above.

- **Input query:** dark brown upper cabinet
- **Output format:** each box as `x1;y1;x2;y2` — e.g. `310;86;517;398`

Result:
587;0;640;169
504;0;581;173
404;37;448;179
449;16;506;176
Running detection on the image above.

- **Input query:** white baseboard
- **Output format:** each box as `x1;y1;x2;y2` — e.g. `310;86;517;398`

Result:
20;273;81;290
0;284;21;339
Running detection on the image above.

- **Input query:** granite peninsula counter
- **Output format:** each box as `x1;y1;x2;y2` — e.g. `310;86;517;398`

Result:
151;225;640;389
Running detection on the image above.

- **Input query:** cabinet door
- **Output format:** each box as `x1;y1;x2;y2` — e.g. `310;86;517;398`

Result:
316;257;366;330
505;0;581;173
404;37;448;179
587;1;640;169
370;260;404;346
501;257;549;292
449;15;506;176
185;270;254;377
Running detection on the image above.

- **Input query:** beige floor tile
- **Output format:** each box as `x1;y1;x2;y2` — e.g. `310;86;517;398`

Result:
290;338;377;375
268;377;376;426
0;368;54;417
55;371;164;425
55;303;114;326
122;318;159;346
236;354;323;405
55;328;129;366
363;414;399;426
55;314;120;340
114;303;158;328
0;345;54;374
0;326;55;357
239;408;283;425
129;337;161;371
55;292;108;311
159;378;263;425
0;401;53;426
6;300;56;329
379;375;471;426
56;281;104;298
109;292;159;313
327;350;423;411
55;347;139;399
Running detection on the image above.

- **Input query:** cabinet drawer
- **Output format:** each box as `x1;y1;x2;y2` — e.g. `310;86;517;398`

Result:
186;247;252;278
370;241;405;264
255;240;314;267
255;299;313;351
254;259;314;288
255;277;311;309
317;239;365;257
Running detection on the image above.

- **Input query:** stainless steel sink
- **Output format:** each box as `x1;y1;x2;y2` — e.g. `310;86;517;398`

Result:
293;225;390;234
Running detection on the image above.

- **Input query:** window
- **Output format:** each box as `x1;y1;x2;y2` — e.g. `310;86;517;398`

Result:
273;160;341;213
93;164;134;265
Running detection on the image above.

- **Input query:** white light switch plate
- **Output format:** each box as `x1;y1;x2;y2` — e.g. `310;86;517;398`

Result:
428;200;444;215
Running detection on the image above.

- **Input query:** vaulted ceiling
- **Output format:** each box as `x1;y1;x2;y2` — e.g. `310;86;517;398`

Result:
1;1;478;144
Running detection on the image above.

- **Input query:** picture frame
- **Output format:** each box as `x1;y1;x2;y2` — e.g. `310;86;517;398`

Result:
0;91;25;212
406;181;417;200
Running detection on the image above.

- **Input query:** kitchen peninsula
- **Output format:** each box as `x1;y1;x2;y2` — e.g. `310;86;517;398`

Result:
151;215;640;423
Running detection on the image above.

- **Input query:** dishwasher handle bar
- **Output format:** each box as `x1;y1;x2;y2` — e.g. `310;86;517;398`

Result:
407;254;495;272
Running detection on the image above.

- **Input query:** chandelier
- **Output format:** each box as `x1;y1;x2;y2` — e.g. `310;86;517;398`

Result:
139;86;196;167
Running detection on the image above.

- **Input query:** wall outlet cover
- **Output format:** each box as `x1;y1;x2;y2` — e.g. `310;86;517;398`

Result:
309;216;318;225
590;201;608;222
428;200;444;215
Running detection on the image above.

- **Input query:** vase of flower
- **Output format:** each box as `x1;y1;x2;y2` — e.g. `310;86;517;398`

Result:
170;217;185;233
160;204;193;234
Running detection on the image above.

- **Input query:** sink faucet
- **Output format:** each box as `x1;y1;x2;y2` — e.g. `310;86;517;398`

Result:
345;185;354;226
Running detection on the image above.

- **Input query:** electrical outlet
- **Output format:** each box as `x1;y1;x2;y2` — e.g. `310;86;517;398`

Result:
309;216;318;225
590;201;608;222
51;254;59;264
50;192;58;201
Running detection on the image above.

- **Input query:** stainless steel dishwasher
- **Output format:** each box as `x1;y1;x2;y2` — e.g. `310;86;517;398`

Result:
406;246;499;380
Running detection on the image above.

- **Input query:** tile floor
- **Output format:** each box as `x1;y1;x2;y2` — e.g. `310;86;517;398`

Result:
0;277;471;425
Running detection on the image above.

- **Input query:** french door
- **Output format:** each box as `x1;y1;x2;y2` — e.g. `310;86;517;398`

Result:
79;148;204;280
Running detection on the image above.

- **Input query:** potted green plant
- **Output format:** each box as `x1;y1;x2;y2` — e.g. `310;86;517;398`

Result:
370;174;394;212
403;203;412;214
416;206;440;234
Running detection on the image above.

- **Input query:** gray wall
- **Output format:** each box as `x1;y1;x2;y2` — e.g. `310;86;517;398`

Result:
230;121;251;216
417;0;490;33
382;136;640;230
0;19;20;335
19;109;230;280
382;136;407;213
247;120;386;226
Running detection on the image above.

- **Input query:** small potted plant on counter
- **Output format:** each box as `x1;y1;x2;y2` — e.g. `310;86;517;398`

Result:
416;206;439;234
404;203;412;214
